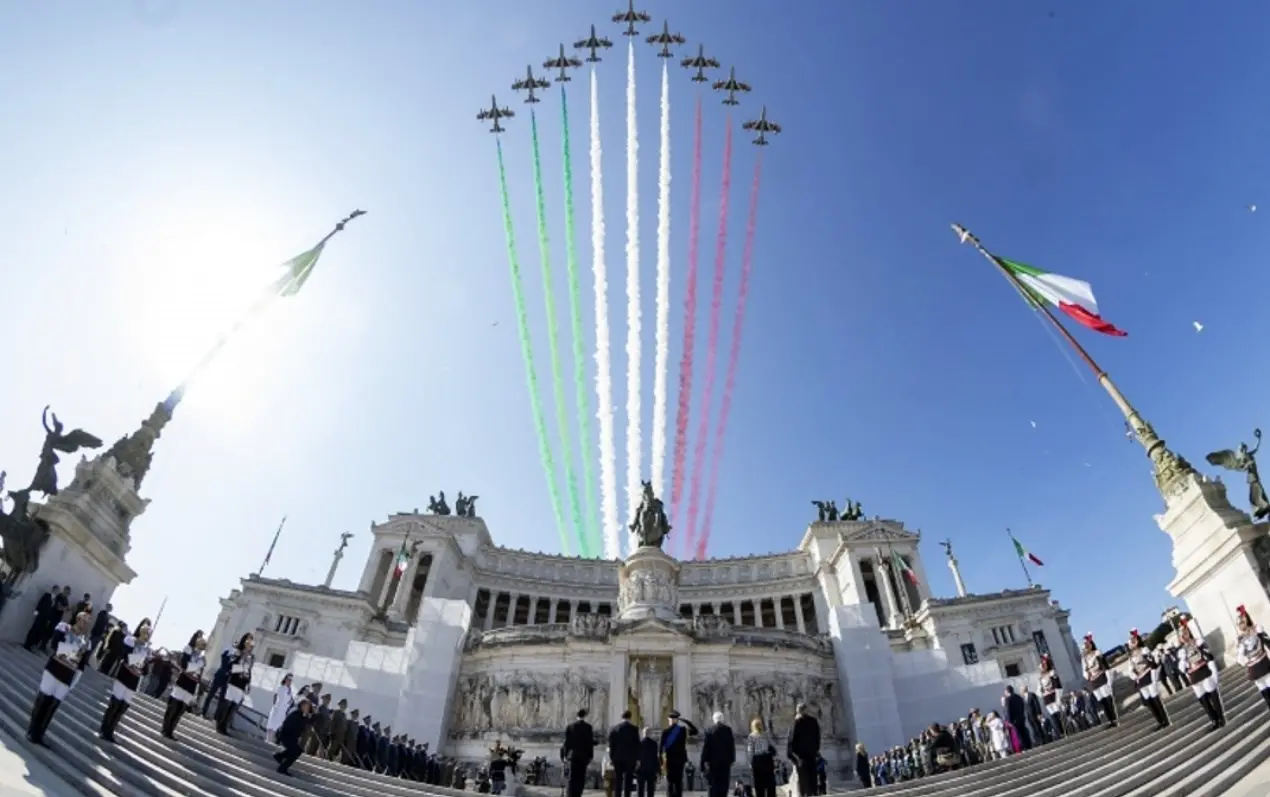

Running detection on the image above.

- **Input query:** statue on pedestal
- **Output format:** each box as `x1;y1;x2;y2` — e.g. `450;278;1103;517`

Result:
1206;428;1270;520
27;406;102;497
811;500;840;522
427;491;451;516
456;492;480;517
629;481;670;549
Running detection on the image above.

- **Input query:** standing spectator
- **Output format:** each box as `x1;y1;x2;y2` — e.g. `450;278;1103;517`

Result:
274;697;314;775
22;584;58;652
89;604;111;658
786;703;820;797
746;718;777;797
636;727;659;797
700;712;735;797
328;699;349;761
854;744;871;788
607;710;640;797
561;708;595;797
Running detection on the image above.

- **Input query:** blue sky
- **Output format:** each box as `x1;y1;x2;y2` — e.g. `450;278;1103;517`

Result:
2;1;1268;651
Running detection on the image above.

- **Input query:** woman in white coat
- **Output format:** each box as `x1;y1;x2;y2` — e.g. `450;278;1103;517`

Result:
266;672;295;743
986;712;1009;760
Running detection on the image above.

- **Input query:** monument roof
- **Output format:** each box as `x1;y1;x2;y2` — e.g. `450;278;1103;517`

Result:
243;575;368;602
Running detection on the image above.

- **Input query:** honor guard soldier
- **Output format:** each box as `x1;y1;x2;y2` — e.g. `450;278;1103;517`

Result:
215;633;255;735
1081;634;1118;727
27;611;93;746
1037;654;1065;737
1234;605;1270;714
1127;629;1169;730
1176;617;1225;730
163;630;208;739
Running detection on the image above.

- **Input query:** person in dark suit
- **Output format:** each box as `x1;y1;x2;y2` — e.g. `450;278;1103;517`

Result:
700;712;736;797
23;585;58;651
636;727;660;797
562;708;596;797
661;710;699;797
608;710;641;797
274;696;314;775
1001;687;1031;750
356;716;375;769
89;605;112;658
785;703;820;797
200;642;232;717
328;699;348;761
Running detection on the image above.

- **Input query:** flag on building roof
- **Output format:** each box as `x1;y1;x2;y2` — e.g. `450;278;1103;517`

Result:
892;550;919;586
997;257;1127;337
1011;534;1044;566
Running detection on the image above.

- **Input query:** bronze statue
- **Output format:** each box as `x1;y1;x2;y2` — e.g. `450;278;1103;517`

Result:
811;500;829;522
841;500;864;521
826;500;840;521
455;492;480;517
427;492;451;516
630;481;670;549
0;488;51;580
27;406;102;497
1206;429;1270;520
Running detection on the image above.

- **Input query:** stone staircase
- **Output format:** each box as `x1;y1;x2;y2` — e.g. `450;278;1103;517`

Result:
0;640;1267;797
860;663;1270;797
0;644;472;797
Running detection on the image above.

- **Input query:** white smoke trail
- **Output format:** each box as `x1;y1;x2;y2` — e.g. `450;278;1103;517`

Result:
623;39;641;556
651;60;671;505
591;69;621;562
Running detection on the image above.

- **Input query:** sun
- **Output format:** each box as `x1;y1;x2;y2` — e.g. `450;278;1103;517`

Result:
119;203;300;420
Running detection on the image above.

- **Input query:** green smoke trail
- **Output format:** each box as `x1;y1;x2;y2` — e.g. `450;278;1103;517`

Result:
496;139;571;554
529;112;589;558
559;87;601;558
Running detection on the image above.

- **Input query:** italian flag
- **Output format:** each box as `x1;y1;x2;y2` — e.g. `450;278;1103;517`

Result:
998;257;1127;337
892;550;918;586
394;541;410;575
1012;536;1044;566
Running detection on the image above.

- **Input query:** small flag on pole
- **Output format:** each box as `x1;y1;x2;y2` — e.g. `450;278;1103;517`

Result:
892;549;919;586
393;538;411;575
1011;534;1044;566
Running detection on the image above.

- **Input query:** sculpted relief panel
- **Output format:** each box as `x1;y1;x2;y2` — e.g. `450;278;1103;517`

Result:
451;671;610;738
691;672;842;740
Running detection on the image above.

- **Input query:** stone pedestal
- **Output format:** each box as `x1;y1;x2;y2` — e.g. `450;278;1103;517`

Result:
1158;473;1270;659
616;546;681;622
393;596;471;749
0;455;141;642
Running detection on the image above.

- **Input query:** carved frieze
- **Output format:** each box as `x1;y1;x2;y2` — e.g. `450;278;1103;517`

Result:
690;672;843;740
569;613;611;640
450;670;610;739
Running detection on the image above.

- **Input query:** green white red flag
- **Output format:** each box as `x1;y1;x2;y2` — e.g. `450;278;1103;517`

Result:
892;550;919;586
1011;535;1044;566
996;257;1127;337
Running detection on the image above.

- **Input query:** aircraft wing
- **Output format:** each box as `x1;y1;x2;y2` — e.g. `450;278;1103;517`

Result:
567;56;582;67
737;80;752;92
512;79;528;91
741;120;757;130
711;79;726;90
476;110;492;120
500;107;515;118
573;38;589;49
768;122;782;133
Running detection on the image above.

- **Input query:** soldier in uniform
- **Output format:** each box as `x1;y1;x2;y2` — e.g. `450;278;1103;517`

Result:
1037;654;1064;738
27;610;93;747
1081;634;1118;728
1176;618;1225;730
1233;605;1270;714
99;622;153;742
1127;629;1169;730
215;633;255;735
163;630;207;739
661;710;700;797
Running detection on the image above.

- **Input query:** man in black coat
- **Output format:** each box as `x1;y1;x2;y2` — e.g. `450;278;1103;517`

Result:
608;710;641;797
661;710;699;797
636;727;660;797
89;604;112;657
1001;687;1032;750
561;708;595;797
786;703;820;797
274;697;314;775
22;585;58;652
38;587;71;650
700;712;736;797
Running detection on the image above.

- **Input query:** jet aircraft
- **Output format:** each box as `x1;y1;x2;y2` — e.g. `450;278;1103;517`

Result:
476;96;514;134
543;44;583;82
574;25;614;62
612;0;651;36
512;65;551;103
712;67;752;106
645;21;686;57
680;44;720;82
741;106;782;146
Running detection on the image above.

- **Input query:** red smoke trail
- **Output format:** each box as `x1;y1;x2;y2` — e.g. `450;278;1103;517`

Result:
683;119;733;557
696;155;762;560
669;96;703;548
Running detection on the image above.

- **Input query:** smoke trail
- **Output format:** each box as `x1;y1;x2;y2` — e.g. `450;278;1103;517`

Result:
590;69;621;561
529;111;588;557
560;85;600;558
651;61;672;508
495;139;570;553
697;156;763;560
623;39;642;555
683;120;734;555
670;96;703;554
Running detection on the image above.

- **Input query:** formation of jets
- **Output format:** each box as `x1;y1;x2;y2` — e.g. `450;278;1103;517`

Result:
476;95;514;134
712;67;752;106
512;66;551;103
574;25;613;62
477;6;784;144
613;0;652;36
543;43;583;82
681;44;720;82
646;21;685;58
742;106;782;146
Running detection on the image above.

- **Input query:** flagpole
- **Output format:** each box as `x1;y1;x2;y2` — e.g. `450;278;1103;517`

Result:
255;515;287;577
164;210;367;412
1007;529;1033;588
950;224;1195;494
152;595;168;636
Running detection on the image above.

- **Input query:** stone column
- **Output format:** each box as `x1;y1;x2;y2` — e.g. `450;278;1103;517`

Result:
392;556;420;617
506;592;520;627
548;599;558;624
527;597;538;626
947;554;968;598
672;651;693;717
610;652;628;727
871;553;902;629
732;603;742;625
483;594;498;631
774;597;785;630
794;599;807;634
